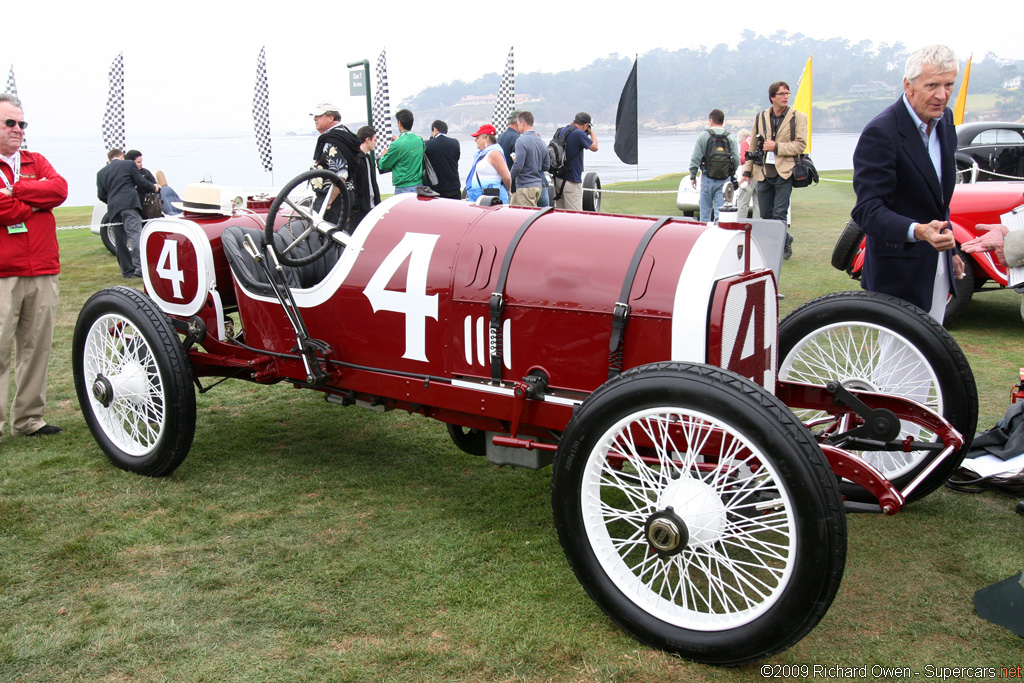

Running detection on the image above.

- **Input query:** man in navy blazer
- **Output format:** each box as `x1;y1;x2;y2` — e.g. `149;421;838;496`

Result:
97;148;159;278
852;45;965;322
424;120;461;199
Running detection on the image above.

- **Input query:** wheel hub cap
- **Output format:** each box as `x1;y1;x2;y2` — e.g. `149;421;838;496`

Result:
91;375;114;408
644;508;688;558
655;476;728;548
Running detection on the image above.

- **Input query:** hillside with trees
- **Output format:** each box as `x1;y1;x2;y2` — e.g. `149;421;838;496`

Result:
404;32;1024;134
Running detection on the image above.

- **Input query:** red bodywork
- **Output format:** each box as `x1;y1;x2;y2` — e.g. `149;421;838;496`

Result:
136;193;963;513
140;195;778;444
851;182;1024;285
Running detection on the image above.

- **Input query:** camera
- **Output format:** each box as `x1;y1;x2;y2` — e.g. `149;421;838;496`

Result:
745;134;766;164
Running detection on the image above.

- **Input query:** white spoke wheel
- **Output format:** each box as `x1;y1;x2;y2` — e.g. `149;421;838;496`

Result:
552;362;846;666
778;291;977;503
73;287;196;476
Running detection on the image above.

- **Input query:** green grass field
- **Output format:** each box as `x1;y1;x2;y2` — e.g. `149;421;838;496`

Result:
1;183;1022;682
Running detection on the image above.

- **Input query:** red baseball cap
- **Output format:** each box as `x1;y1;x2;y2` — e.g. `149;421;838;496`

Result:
471;124;497;137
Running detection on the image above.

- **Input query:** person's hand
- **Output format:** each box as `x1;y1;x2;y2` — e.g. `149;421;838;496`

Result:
691;176;697;188
962;224;1009;264
914;220;956;251
763;140;777;152
739;179;749;190
953;254;966;279
0;187;11;197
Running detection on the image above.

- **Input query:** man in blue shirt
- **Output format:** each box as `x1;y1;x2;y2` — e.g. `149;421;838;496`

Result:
553;112;598;211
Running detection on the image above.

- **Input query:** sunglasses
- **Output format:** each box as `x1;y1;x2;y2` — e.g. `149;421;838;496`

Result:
3;119;27;130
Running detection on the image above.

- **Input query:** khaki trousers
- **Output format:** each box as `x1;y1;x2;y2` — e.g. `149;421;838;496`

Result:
0;274;59;435
553;179;583;211
511;187;542;207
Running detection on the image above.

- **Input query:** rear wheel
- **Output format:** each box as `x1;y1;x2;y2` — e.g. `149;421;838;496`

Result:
778;291;977;502
446;424;486;456
73;287;196;476
552;362;846;666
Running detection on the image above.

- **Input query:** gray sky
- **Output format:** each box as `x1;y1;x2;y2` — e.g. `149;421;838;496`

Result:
8;0;1021;138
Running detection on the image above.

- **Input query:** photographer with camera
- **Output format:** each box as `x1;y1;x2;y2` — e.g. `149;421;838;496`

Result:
552;112;599;211
741;81;807;259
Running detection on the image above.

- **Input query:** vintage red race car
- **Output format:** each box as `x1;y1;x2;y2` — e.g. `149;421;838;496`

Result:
832;181;1024;323
72;171;977;666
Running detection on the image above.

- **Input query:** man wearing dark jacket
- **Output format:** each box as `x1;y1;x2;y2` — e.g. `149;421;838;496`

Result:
424;120;461;199
852;45;965;322
97;147;159;278
350;126;382;228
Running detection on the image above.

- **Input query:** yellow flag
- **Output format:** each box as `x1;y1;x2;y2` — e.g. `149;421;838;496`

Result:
792;56;813;154
954;54;972;125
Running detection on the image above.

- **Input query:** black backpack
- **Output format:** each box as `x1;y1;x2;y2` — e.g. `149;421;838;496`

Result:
703;131;734;180
548;125;573;179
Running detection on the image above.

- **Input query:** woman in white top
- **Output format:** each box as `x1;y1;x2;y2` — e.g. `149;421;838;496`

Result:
465;124;511;203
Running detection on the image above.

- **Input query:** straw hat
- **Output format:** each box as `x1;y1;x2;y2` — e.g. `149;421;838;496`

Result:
171;183;240;215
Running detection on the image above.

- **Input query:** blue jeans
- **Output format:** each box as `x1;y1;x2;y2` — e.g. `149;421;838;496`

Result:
699;176;729;222
394;185;418;195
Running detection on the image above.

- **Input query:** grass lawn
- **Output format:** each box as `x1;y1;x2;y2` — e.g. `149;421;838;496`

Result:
1;183;1022;682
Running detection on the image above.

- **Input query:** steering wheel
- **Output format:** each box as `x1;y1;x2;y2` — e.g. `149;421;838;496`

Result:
265;169;350;268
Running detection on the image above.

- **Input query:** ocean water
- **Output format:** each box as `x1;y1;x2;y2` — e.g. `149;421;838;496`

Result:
29;131;861;208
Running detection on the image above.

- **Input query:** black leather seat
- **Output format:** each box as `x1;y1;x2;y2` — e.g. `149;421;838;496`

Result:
221;224;343;296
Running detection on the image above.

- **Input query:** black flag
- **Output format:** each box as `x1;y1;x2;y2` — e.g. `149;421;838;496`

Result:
614;59;638;165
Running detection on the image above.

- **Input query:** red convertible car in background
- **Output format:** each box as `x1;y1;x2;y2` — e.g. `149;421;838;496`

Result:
72;171;976;666
832;182;1024;323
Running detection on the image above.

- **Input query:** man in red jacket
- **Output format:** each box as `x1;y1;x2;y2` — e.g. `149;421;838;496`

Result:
0;94;68;438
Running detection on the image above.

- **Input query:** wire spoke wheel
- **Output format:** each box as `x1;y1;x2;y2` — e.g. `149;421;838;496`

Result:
73;287;196;476
780;321;939;481
582;407;797;629
83;313;168;455
778;291;977;502
553;362;846;665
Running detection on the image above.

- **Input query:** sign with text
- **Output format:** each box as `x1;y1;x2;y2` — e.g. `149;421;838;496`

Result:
349;70;366;96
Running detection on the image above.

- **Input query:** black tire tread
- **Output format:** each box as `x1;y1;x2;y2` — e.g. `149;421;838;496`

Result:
830;220;863;274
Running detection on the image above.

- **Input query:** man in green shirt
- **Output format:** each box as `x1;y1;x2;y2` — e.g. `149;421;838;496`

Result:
377;109;424;194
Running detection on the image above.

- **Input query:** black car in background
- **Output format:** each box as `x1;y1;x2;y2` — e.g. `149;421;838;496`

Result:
956;121;1024;183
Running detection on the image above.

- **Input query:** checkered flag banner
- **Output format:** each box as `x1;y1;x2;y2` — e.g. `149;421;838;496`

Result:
371;48;393;156
102;53;125;152
4;65;17;98
491;47;515;131
5;65;24;149
252;47;273;173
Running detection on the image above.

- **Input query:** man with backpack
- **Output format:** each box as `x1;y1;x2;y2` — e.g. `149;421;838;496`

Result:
688;109;741;222
549;112;598;211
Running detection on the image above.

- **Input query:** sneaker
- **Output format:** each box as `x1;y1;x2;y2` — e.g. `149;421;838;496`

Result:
783;233;794;260
25;424;62;437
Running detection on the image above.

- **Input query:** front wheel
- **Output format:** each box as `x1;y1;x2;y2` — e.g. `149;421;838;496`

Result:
551;362;846;666
778;291;977;502
72;287;197;476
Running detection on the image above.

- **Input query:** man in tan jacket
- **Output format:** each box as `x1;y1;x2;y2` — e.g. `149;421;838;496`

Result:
741;81;807;258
